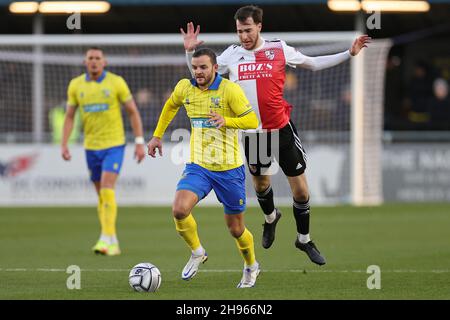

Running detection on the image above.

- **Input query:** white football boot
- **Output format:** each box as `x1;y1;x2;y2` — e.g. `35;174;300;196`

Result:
237;262;260;288
181;251;208;280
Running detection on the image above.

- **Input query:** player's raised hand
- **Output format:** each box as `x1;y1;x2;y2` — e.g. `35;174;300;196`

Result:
61;145;71;161
208;110;225;129
147;137;163;158
180;22;204;52
134;144;145;163
350;35;371;56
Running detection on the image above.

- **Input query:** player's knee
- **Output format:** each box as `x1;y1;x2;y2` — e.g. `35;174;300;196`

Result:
100;183;115;190
293;191;309;203
253;178;271;193
229;225;245;238
172;204;189;220
226;220;245;238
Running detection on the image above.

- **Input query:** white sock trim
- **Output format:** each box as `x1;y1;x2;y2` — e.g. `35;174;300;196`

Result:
245;262;259;270
110;235;118;245
264;210;277;223
99;234;110;244
298;233;310;244
192;245;205;256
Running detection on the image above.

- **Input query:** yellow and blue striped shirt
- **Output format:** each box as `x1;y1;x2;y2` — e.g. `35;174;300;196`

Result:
154;74;258;171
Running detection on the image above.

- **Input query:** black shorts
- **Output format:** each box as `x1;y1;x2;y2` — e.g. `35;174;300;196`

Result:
242;120;307;177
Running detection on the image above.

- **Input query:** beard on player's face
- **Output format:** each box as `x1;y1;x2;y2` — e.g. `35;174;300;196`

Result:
241;35;258;50
195;71;212;85
236;18;262;50
192;57;218;87
239;30;259;50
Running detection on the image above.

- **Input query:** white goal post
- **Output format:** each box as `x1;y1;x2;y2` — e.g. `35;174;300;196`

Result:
0;32;391;206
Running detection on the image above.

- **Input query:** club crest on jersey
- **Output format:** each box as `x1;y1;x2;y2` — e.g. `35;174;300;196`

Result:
265;50;275;60
185;98;190;105
102;89;111;98
210;96;221;108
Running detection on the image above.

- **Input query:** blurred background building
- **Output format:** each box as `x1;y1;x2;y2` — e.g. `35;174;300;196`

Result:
1;0;449;135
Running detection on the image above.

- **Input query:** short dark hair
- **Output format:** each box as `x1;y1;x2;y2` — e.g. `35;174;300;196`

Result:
192;48;217;65
86;46;104;54
234;5;263;24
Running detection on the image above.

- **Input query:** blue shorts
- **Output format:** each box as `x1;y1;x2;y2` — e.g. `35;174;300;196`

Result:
85;145;125;182
176;163;246;214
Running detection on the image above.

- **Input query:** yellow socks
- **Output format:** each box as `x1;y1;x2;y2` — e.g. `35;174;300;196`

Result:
235;228;256;267
97;195;107;235
174;214;202;253
174;214;255;267
100;188;117;236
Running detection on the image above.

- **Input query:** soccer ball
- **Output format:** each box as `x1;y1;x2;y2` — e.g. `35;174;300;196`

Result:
129;262;161;292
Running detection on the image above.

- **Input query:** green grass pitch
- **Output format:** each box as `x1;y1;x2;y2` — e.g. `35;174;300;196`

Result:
0;204;449;300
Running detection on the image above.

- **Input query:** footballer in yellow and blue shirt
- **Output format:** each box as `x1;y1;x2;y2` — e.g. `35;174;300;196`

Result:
151;61;258;213
61;47;146;256
147;48;260;287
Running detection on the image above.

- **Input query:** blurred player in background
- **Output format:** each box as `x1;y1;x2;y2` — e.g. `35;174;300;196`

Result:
61;47;146;256
147;48;261;288
181;5;370;266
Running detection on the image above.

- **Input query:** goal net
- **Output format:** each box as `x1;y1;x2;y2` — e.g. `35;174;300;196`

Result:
0;33;390;206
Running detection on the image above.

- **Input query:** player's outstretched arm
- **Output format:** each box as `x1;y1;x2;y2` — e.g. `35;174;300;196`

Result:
288;35;371;71
349;35;371;56
124;99;145;163
61;105;77;161
180;22;204;52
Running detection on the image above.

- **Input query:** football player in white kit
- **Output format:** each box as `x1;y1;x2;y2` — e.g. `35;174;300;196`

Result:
181;5;370;266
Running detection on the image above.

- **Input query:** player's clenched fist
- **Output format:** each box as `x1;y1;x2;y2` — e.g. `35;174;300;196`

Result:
208;111;225;129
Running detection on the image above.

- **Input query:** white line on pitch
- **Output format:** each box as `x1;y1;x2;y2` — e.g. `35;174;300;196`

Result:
0;268;449;273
